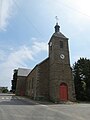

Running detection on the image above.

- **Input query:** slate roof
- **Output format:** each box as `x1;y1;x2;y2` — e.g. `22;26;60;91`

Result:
18;68;31;77
52;32;68;39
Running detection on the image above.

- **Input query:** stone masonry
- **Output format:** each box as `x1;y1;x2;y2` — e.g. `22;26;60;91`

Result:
16;23;76;103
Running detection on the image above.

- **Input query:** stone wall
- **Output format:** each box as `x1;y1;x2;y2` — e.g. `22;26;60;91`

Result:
49;31;76;102
16;76;26;96
25;58;49;100
25;65;39;100
38;58;49;100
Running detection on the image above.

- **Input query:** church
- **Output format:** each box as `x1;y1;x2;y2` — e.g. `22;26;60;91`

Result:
16;22;76;102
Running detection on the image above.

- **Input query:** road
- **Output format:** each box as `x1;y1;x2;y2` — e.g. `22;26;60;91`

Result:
0;93;90;120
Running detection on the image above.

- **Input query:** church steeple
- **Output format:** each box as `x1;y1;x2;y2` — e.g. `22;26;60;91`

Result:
54;23;60;33
49;20;76;102
54;16;60;33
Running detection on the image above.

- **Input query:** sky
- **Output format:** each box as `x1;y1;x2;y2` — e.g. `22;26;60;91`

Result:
0;0;90;89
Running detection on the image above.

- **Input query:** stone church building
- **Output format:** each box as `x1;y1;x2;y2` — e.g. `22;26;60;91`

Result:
16;23;76;102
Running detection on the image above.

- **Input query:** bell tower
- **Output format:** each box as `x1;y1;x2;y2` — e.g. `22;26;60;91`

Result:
49;22;75;102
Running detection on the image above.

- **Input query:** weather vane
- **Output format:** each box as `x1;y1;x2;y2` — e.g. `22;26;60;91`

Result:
55;16;59;24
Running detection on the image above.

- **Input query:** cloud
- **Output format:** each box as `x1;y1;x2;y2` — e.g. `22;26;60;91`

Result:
62;0;90;24
0;50;6;61
0;40;48;89
32;41;48;55
0;0;14;31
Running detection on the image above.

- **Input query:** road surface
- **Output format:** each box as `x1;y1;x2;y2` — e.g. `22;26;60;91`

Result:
0;93;90;120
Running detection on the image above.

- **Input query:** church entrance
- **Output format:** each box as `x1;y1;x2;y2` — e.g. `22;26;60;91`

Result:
60;83;68;101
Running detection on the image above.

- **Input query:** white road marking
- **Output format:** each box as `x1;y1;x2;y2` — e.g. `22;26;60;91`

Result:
6;97;9;99
2;97;4;99
40;105;48;107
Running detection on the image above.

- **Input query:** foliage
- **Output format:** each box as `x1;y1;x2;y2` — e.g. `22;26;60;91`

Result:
72;58;90;101
11;69;18;93
1;87;8;93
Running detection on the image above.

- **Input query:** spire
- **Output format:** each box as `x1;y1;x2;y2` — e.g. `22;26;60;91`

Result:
54;16;60;33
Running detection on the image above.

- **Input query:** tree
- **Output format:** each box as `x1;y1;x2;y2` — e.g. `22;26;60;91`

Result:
72;58;90;101
11;69;18;93
1;87;8;93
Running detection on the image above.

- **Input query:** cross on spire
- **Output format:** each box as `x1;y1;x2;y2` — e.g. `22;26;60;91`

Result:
55;16;59;25
55;16;60;33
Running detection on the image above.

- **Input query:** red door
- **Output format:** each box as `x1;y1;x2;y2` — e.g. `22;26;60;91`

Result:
60;83;68;101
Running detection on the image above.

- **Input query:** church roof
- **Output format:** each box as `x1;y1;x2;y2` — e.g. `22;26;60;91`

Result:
52;32;68;39
52;22;68;39
18;68;31;77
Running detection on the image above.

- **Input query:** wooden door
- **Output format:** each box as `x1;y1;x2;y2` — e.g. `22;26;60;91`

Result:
60;83;68;101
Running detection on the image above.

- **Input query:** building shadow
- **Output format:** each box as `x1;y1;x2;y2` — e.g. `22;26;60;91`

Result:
0;94;66;106
0;95;37;105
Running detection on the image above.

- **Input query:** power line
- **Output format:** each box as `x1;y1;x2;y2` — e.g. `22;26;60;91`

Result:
56;0;90;19
13;0;44;37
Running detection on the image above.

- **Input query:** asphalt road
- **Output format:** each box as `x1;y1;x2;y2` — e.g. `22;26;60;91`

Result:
0;93;90;120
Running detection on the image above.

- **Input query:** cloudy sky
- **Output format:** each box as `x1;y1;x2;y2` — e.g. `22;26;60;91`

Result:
0;0;90;89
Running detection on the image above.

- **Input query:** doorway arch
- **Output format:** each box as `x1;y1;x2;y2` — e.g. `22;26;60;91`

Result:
60;83;68;101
